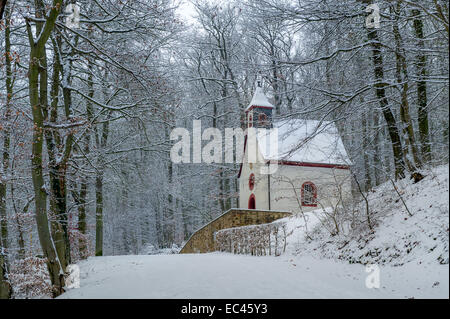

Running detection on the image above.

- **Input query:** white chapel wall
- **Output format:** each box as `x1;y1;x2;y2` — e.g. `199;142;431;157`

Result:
270;164;352;213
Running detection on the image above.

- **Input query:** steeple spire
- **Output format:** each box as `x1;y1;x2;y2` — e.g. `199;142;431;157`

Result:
245;75;274;112
245;73;274;129
256;72;262;88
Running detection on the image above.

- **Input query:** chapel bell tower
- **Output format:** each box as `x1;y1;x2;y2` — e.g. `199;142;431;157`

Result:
245;77;274;129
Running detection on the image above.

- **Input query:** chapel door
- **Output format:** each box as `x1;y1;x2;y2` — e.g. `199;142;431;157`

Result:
248;194;256;210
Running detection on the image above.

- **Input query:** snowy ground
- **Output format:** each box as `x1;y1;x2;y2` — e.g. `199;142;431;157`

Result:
60;165;448;299
59;253;448;299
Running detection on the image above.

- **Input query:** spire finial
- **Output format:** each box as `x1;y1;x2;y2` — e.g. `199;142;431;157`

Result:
256;72;262;88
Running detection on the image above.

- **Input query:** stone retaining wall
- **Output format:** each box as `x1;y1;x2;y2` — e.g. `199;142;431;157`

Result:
179;209;292;254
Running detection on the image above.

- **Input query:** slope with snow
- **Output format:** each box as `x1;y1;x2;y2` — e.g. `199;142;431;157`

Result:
294;165;449;267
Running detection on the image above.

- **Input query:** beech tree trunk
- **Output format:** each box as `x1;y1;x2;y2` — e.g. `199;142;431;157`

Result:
77;58;94;259
95;108;110;256
392;3;423;177
412;8;431;162
367;27;406;179
26;0;66;297
0;1;12;299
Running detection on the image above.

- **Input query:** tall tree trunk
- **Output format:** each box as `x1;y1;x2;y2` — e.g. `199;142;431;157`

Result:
95;173;104;256
29;48;65;296
371;109;382;185
11;186;30;259
271;56;281;114
26;0;66;297
77;179;88;258
0;251;11;299
0;2;12;299
367;27;406;179
95;107;110;256
412;8;431;162
362;109;372;191
45;34;72;270
78;58;94;259
393;3;423;178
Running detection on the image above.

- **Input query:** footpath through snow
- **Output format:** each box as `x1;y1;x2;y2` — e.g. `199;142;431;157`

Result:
59;253;448;299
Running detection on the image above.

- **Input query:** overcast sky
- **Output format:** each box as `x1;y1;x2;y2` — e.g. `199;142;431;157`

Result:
176;0;198;23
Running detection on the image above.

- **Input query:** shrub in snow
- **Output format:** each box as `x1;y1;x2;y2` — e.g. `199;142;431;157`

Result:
69;229;93;262
141;243;180;255
215;221;292;256
8;257;52;299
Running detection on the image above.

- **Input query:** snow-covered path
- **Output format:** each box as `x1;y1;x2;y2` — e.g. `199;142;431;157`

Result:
59;253;448;299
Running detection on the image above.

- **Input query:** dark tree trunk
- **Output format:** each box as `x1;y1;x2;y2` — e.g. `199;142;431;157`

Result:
78;58;94;259
367;27;406;179
26;0;66;296
392;3;423;178
412;8;431;162
0;1;12;299
95;173;104;256
0;252;11;299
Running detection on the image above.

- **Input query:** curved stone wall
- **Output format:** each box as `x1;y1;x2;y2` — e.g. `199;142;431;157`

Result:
179;209;292;254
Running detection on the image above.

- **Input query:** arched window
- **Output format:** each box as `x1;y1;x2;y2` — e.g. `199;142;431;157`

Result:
249;173;255;191
248;194;256;210
258;113;268;126
301;182;317;207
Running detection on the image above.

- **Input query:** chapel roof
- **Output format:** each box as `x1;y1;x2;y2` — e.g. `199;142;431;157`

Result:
255;119;351;166
245;85;274;112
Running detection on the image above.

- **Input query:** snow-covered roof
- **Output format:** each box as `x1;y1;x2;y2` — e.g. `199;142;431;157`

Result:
245;86;274;112
256;119;351;165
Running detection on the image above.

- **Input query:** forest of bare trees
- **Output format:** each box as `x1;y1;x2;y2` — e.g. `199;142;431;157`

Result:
0;0;448;298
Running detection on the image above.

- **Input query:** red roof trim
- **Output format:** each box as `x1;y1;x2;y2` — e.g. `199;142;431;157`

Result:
245;105;274;113
238;142;350;178
239;160;350;179
279;161;350;170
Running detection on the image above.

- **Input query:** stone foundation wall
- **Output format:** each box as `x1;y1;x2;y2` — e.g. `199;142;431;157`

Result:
179;209;292;254
215;220;290;256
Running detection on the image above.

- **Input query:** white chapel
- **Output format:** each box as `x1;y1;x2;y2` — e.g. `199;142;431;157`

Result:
238;83;352;213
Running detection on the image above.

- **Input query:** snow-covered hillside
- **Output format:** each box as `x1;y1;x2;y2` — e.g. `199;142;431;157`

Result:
263;164;449;298
288;165;449;267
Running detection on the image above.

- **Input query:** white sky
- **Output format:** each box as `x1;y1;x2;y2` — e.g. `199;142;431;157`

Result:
176;0;198;23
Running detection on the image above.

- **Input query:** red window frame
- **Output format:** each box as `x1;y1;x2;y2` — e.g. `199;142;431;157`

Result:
301;182;317;207
249;173;255;191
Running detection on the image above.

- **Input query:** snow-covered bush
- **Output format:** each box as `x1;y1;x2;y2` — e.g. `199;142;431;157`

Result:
69;229;94;262
8;257;52;299
140;243;180;255
215;220;292;256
